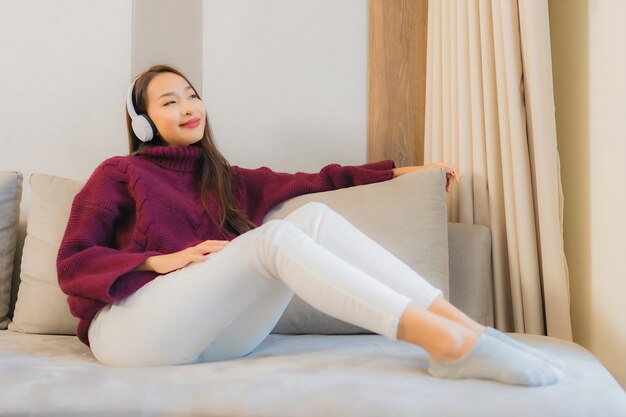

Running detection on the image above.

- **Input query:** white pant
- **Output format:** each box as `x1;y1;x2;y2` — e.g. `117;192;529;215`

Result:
88;202;443;367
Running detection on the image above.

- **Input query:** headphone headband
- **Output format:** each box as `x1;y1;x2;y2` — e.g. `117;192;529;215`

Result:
126;77;140;118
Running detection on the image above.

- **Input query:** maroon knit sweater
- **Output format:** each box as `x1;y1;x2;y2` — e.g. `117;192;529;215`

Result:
57;145;395;346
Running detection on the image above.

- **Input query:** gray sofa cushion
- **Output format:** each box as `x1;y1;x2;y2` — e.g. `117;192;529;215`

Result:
0;172;22;329
0;331;624;417
448;222;494;326
268;169;449;334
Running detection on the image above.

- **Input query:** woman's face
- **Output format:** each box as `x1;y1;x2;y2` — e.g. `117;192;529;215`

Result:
145;72;206;147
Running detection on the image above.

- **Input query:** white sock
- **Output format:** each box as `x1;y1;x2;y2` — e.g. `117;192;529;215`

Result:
427;333;561;386
485;327;564;370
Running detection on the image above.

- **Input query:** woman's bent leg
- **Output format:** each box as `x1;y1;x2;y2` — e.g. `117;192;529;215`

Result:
279;203;560;386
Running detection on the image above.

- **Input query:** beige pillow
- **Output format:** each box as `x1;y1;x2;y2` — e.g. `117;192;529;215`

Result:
269;169;449;334
9;174;83;334
0;172;23;329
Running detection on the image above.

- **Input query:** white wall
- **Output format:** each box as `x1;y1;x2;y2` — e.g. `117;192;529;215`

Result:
1;0;368;194
586;0;626;387
549;0;626;387
0;0;132;214
202;0;368;172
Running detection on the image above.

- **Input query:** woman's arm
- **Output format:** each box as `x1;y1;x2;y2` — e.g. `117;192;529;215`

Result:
57;160;163;305
233;161;396;224
392;162;459;192
134;240;229;274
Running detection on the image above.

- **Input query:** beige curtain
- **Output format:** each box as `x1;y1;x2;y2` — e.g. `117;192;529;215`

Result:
425;0;572;340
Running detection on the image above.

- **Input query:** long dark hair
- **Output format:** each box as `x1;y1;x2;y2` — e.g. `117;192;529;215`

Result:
126;64;255;236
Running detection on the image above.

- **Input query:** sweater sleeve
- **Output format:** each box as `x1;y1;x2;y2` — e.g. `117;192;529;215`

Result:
234;160;395;223
56;161;161;317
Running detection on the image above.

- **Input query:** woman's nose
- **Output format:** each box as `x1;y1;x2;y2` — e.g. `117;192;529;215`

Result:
180;98;194;115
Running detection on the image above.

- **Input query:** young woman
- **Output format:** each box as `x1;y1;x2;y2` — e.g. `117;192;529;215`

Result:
57;65;561;386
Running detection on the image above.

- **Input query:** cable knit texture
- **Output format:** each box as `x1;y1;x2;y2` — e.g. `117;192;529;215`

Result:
56;145;395;346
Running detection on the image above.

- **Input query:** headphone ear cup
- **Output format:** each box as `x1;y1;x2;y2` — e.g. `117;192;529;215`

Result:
132;115;154;142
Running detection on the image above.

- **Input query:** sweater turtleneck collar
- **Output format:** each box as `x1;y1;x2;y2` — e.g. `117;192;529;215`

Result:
136;145;204;173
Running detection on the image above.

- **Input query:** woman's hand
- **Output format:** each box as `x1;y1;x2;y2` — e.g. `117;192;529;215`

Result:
392;162;459;192
135;240;230;275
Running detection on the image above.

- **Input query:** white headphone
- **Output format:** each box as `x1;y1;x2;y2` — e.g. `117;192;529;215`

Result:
126;77;156;142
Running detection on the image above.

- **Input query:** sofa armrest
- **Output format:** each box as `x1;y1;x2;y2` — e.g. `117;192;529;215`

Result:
448;223;494;326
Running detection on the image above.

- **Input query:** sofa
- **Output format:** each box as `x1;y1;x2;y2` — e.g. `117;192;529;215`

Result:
0;169;624;417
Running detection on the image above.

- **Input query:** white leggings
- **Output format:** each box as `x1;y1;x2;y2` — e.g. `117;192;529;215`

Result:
88;202;443;367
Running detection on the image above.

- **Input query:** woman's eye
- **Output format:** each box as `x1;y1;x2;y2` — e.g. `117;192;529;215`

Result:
163;101;175;106
190;94;199;99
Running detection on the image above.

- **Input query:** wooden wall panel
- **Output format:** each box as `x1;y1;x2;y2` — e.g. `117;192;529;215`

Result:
368;0;428;166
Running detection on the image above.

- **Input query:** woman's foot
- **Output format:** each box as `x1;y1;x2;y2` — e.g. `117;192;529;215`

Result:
427;329;561;386
398;303;560;386
426;296;564;373
484;327;565;370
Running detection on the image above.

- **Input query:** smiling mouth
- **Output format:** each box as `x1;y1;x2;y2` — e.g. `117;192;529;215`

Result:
180;118;201;128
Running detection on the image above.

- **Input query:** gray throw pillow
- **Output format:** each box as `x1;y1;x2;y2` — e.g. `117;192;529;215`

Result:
0;172;23;329
267;168;449;334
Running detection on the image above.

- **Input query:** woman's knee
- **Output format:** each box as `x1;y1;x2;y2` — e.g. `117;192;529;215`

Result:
256;219;300;245
283;201;336;231
292;201;333;218
259;202;337;246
